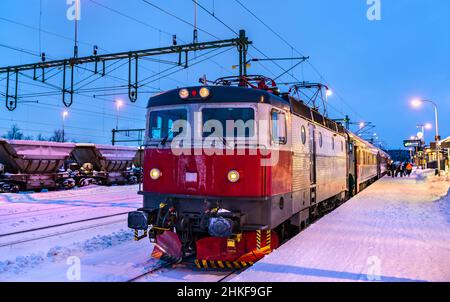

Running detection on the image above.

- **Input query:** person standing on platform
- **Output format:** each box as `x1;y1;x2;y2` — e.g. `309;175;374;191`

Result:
405;162;413;177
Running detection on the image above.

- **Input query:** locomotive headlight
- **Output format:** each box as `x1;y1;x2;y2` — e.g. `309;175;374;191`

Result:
179;89;189;99
227;170;240;183
150;168;161;180
199;87;210;98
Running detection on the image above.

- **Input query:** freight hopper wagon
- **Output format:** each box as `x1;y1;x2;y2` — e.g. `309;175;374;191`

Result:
132;147;144;183
0;139;76;193
70;144;138;186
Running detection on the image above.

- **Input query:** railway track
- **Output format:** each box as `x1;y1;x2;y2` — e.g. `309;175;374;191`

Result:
0;217;126;248
126;259;242;282
0;211;130;238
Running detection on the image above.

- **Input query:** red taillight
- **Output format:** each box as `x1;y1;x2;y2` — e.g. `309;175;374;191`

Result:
191;90;197;97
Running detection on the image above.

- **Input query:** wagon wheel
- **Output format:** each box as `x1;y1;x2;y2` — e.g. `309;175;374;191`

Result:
78;178;86;187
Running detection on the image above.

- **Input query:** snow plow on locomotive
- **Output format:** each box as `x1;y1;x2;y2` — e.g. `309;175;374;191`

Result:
128;76;390;268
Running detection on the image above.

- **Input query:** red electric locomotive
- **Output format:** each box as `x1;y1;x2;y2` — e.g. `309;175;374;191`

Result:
128;75;388;268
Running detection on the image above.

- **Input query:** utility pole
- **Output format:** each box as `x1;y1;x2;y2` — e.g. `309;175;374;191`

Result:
193;0;198;44
62;110;68;143
74;0;80;58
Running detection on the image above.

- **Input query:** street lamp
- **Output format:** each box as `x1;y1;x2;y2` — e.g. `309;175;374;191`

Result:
411;98;441;175
115;99;124;130
62;110;69;142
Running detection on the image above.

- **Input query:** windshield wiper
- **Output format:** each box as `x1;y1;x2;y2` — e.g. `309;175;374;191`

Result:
160;134;170;146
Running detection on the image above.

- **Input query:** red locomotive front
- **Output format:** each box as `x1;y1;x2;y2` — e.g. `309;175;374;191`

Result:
128;79;292;266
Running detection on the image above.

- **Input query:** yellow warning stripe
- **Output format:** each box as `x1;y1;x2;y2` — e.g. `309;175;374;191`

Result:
266;230;271;248
195;260;254;269
256;230;261;250
133;229;148;241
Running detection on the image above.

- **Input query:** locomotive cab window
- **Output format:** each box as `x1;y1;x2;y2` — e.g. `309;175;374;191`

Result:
271;110;287;144
149;109;187;140
202;107;255;138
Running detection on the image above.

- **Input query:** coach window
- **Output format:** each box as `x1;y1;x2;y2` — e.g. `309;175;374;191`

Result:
332;136;335;150
271;110;287;144
318;132;323;148
301;125;306;145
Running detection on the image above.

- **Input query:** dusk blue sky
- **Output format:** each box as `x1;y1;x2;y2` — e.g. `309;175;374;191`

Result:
0;0;449;148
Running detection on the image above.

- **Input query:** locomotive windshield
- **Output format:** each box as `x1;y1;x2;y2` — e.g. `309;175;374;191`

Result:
149;109;187;140
202;107;255;138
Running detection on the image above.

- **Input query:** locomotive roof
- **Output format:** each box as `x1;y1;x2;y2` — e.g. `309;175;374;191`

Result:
147;85;291;110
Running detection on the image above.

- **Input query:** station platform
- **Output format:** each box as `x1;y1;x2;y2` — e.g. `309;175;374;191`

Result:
232;170;450;282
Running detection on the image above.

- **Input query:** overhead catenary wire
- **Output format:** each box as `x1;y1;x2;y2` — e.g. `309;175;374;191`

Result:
233;0;363;120
140;0;221;40
88;0;175;39
192;0;302;83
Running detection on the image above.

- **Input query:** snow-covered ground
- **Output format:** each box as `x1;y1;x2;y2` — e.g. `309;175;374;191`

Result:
0;185;232;282
232;170;450;282
0;185;151;281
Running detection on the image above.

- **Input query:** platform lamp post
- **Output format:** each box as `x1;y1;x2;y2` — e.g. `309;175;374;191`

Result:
115;99;124;130
411;99;441;175
62;110;69;143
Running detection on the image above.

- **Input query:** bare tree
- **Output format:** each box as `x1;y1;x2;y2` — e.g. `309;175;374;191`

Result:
48;129;65;142
1;124;32;140
36;134;48;141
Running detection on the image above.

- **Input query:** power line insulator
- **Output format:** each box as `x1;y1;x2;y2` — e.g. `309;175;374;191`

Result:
41;52;46;62
93;45;98;56
172;35;177;46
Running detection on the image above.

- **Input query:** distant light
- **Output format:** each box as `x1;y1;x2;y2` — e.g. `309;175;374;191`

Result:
425;123;432;130
410;136;416;140
411;99;423;108
326;89;333;97
417;132;424;139
116;99;124;109
62;110;69;118
359;122;365;129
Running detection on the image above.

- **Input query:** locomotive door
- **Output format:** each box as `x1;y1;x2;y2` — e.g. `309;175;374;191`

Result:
309;124;317;204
